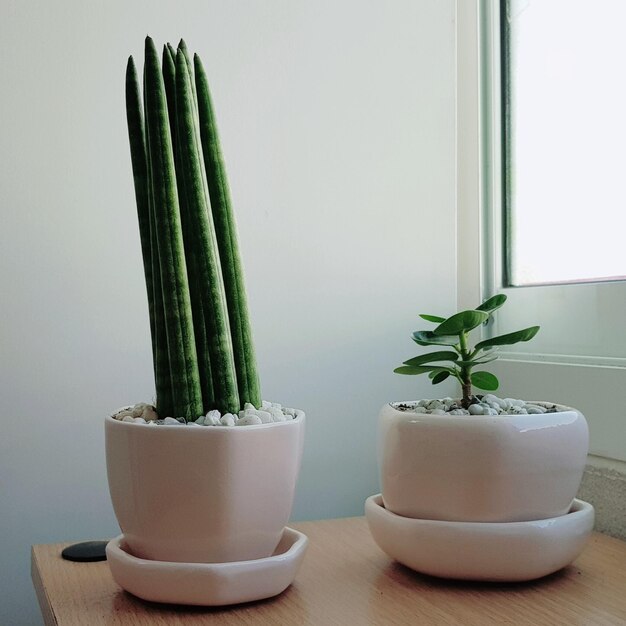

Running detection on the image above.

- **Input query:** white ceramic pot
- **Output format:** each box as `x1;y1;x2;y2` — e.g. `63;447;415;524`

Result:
379;402;588;523
105;411;305;563
365;494;594;582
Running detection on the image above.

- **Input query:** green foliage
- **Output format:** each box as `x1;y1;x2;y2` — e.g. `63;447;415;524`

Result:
433;310;489;336
125;37;261;418
476;294;507;313
395;295;540;408
419;314;446;323
475;326;540;351
402;351;459;367
470;370;499;391
412;331;458;347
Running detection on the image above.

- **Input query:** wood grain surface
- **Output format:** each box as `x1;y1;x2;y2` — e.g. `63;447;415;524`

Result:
31;517;626;625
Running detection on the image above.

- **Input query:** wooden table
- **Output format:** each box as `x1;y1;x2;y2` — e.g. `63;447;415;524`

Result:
32;517;626;625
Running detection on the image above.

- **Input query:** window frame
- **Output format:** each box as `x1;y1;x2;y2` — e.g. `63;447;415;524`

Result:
456;0;626;462
498;0;626;289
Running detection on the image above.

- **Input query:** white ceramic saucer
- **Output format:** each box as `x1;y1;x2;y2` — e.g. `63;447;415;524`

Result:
365;494;594;582
106;527;308;606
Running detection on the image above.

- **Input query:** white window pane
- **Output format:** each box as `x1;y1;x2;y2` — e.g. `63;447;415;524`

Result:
506;0;626;285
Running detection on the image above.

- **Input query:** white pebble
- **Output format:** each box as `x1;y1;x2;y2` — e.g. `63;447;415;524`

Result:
244;402;257;411
206;411;222;426
430;409;447;415
195;416;206;425
255;410;273;423
131;403;148;417
215;413;237;426
164;417;180;425
271;402;282;409
142;406;159;422
413;406;427;414
268;407;284;420
237;415;263;426
283;407;296;417
449;409;467;415
283;413;294;420
261;400;272;409
527;405;546;414
122;415;135;423
133;417;147;424
468;404;484;415
220;414;236;426
187;422;201;427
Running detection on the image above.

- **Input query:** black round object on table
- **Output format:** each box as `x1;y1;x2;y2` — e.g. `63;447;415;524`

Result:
61;541;108;562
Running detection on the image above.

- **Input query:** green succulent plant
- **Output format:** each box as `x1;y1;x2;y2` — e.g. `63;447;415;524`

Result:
394;294;539;409
125;37;260;419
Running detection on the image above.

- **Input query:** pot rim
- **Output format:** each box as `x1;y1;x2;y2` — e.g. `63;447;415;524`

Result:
385;400;579;416
367;493;593;529
107;408;305;429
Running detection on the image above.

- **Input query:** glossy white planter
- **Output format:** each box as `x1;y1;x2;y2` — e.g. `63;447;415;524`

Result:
379;402;588;523
106;527;309;605
105;412;305;563
365;494;594;582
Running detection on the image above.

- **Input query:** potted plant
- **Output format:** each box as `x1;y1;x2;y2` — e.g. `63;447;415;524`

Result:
365;295;593;581
104;36;305;594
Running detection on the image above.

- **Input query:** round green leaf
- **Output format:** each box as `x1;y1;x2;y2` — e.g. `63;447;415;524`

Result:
470;370;499;391
475;326;540;351
476;294;507;313
456;355;498;367
403;351;459;367
433;310;489;336
394;365;439;376
431;370;450;384
419;314;446;323
412;331;459;347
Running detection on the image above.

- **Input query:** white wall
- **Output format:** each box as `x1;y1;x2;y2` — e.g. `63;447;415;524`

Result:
0;1;457;623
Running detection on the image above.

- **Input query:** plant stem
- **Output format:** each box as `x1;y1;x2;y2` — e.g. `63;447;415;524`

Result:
195;54;262;409
174;49;240;414
458;331;473;408
143;60;174;417
125;57;157;380
461;380;472;408
144;36;203;418
163;44;215;411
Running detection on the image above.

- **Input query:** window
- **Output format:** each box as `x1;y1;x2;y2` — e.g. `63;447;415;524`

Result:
501;0;626;287
457;0;626;462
